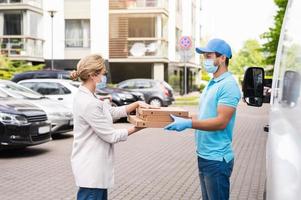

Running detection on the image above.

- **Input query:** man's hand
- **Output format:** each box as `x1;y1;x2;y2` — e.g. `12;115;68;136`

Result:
164;114;192;132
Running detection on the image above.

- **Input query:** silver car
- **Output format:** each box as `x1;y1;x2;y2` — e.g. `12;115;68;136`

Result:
0;80;73;136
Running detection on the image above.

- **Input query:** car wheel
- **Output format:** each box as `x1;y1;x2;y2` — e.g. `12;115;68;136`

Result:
149;98;162;107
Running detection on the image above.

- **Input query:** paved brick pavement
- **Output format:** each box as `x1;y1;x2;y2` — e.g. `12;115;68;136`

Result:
0;102;269;200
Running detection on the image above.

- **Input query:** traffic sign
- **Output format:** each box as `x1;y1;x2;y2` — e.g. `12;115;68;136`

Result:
179;36;192;49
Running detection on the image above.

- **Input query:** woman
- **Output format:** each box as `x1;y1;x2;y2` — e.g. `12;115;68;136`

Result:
70;54;146;200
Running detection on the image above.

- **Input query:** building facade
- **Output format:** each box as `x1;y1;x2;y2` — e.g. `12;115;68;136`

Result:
0;0;201;93
0;0;44;62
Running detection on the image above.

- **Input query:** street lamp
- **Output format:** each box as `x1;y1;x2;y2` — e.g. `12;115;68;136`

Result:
48;10;57;70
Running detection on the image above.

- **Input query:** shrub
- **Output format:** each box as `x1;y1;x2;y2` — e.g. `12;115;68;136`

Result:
0;55;44;80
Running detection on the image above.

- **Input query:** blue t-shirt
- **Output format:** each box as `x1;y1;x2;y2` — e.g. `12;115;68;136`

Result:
195;72;241;162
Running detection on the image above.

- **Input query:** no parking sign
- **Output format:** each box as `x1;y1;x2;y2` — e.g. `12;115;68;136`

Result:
179;36;192;50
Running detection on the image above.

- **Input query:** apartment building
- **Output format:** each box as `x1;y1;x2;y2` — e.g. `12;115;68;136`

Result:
0;0;44;62
1;0;201;93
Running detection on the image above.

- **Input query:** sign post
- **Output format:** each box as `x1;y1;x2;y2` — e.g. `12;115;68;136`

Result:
179;36;192;95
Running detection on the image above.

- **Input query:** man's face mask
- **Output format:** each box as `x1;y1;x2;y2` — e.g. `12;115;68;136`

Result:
203;59;218;74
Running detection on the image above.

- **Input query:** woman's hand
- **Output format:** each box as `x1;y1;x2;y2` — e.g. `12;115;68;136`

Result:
126;101;158;114
127;126;145;136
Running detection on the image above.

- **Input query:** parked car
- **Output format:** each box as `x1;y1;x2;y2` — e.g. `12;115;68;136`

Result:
96;86;144;107
18;79;80;110
0;80;73;136
117;79;175;107
0;90;51;150
18;79;112;110
11;70;71;83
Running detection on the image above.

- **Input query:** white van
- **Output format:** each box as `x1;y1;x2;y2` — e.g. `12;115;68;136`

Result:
242;0;301;199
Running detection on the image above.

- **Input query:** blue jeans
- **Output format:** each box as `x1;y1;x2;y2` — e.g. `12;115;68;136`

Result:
197;157;234;200
77;187;107;200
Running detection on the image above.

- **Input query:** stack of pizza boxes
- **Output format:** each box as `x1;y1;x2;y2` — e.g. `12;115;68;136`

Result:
127;106;190;128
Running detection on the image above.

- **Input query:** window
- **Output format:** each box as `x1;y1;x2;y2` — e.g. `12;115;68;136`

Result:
128;18;156;37
34;82;70;95
135;80;152;89
0;0;21;3
118;80;135;89
3;13;22;35
20;82;36;91
65;19;90;48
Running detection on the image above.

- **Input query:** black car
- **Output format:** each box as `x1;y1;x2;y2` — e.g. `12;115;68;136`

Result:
0;91;51;150
11;70;71;83
117;79;175;107
96;86;144;107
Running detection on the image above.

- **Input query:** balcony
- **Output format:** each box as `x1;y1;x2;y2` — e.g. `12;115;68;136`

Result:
0;0;43;13
0;36;44;62
128;38;168;58
110;0;168;16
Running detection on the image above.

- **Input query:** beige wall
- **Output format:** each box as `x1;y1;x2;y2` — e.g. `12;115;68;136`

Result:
65;48;90;59
64;0;90;19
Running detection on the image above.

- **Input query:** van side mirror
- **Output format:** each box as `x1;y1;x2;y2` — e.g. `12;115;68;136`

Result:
242;67;264;107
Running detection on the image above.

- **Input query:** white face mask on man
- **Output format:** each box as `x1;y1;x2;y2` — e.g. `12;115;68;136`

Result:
203;59;219;74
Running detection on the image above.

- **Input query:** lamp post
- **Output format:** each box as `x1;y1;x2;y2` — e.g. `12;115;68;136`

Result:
48;10;57;70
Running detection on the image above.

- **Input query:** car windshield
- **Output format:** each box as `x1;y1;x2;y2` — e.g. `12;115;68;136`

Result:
0;82;43;99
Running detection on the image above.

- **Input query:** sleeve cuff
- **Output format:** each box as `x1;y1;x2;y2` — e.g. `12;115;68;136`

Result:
119;129;128;141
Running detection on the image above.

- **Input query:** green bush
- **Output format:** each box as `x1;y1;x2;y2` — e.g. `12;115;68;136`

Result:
169;74;180;92
199;83;206;92
0;55;44;80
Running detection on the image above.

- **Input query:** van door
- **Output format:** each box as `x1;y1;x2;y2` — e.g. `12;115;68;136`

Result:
266;0;301;199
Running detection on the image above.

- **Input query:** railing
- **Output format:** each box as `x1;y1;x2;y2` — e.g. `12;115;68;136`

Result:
127;38;168;58
0;36;43;59
110;0;168;10
0;0;42;8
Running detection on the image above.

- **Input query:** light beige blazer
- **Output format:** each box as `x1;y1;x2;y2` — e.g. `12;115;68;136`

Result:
71;86;128;188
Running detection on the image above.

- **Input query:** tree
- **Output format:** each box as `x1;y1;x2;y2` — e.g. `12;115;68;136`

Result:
229;39;265;76
0;55;44;80
261;0;288;65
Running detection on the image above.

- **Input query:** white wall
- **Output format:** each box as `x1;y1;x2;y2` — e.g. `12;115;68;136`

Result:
195;0;201;66
153;63;164;81
43;0;65;59
182;0;192;36
168;0;176;61
90;0;109;59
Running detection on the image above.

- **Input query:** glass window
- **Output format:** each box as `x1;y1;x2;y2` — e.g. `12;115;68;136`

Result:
57;83;71;94
28;11;42;37
128;17;156;37
135;80;152;89
3;13;22;35
35;82;61;95
119;80;135;89
65;19;90;48
20;82;36;91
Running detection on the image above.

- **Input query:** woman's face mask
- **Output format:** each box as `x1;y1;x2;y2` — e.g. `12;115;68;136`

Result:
97;75;107;89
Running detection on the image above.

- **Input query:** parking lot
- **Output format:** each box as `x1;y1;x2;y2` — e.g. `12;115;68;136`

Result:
0;103;269;200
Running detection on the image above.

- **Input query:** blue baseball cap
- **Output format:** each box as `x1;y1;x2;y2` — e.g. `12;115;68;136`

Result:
196;38;232;59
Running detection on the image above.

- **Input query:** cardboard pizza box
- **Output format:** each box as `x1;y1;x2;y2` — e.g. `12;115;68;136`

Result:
127;115;171;128
137;107;189;117
137;114;173;122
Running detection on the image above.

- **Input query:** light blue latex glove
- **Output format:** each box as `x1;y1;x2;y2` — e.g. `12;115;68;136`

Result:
164;114;192;132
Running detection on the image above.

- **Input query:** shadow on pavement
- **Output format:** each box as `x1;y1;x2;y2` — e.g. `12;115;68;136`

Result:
51;133;73;140
0;147;50;159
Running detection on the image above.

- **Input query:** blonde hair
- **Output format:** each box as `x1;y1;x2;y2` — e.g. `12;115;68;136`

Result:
70;54;105;82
